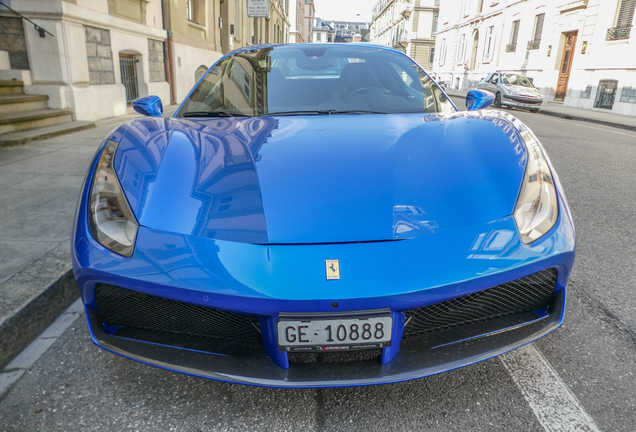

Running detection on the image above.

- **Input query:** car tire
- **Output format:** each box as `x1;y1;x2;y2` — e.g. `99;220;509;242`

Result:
494;92;502;108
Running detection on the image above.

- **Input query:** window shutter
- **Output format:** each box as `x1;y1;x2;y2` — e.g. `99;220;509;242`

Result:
617;0;636;28
533;14;545;41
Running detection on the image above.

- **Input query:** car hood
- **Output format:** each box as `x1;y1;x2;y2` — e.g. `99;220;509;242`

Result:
504;84;542;97
114;112;527;244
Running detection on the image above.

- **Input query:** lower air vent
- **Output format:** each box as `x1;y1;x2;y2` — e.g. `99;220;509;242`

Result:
94;284;262;345
404;268;558;338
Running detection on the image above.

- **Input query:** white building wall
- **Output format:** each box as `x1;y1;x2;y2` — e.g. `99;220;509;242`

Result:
433;0;636;116
8;0;169;121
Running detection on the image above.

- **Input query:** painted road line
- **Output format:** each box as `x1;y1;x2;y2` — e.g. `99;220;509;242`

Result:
1;299;83;398
501;344;602;432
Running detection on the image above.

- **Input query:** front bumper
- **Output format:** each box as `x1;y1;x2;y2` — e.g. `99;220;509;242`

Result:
85;288;564;388
502;94;543;107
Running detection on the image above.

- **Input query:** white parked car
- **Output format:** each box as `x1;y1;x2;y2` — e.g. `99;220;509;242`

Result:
478;73;543;113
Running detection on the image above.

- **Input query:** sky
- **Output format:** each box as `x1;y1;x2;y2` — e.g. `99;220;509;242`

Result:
313;0;375;23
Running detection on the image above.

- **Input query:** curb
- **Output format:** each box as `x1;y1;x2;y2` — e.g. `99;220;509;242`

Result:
0;270;78;368
0;244;79;368
446;91;636;132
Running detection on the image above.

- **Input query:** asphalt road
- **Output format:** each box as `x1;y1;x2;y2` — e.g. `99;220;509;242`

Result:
1;102;635;431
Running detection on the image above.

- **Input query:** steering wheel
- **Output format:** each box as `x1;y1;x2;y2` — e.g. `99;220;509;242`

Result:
346;87;391;98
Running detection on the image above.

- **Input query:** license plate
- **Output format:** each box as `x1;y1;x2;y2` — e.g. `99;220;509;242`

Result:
518;103;531;107
277;311;392;352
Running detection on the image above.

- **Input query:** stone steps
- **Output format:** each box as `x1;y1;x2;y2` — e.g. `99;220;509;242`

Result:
0;81;24;96
0;94;49;114
0;80;95;145
0;121;95;147
0;108;74;134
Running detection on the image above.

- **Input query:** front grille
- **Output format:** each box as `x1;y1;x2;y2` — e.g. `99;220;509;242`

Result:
403;269;557;338
94;284;263;345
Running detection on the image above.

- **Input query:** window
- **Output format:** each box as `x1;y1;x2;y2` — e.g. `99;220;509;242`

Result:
316;32;321;41
429;47;435;65
483;26;495;62
432;14;438;36
458;34;466;64
528;13;544;50
607;0;635;40
439;39;446;66
620;85;636;103
507;20;520;52
187;0;198;23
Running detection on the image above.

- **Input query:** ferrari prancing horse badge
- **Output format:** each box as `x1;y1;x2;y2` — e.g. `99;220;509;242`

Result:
325;259;340;280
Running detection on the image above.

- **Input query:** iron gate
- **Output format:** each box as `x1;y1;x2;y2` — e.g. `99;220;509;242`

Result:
119;54;139;104
594;80;618;109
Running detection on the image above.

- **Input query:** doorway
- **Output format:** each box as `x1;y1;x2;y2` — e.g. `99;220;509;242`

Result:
555;32;577;101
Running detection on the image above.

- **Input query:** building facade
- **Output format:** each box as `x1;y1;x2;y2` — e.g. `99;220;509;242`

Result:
302;0;315;44
330;20;369;43
289;0;305;43
313;17;334;42
369;0;439;70
433;0;636;116
0;0;170;121
0;0;292;121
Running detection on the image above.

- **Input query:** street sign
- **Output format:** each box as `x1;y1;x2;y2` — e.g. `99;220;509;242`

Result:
247;0;270;18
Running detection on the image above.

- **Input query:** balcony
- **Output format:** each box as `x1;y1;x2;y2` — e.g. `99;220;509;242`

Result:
527;39;541;50
606;26;632;41
506;43;517;53
399;1;413;16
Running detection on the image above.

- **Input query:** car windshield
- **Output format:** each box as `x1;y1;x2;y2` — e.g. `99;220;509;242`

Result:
176;45;455;117
501;74;534;88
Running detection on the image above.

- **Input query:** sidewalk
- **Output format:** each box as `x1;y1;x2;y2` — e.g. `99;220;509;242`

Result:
0;105;178;367
446;89;636;131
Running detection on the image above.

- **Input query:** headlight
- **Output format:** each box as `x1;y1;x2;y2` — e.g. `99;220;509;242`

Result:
513;130;558;244
88;140;138;257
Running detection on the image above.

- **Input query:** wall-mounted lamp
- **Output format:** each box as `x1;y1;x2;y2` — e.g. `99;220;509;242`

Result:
547;45;552;56
581;41;588;54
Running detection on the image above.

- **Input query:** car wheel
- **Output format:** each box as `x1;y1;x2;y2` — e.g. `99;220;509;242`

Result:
494;93;502;108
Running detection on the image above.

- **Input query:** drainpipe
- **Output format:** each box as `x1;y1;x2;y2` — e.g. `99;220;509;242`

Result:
161;0;176;105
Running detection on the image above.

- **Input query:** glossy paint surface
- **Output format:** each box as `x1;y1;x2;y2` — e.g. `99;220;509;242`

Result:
113;111;527;244
466;89;495;111
132;96;164;117
70;45;576;387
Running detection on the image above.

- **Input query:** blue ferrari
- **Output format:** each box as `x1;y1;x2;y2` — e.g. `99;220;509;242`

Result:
72;43;576;388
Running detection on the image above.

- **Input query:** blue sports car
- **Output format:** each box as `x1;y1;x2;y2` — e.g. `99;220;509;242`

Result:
72;44;576;388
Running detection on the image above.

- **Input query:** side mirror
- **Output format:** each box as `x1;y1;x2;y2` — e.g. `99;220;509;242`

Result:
466;89;495;111
132;96;163;117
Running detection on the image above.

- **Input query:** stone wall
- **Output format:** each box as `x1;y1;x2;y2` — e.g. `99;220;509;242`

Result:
85;26;115;85
0;17;30;70
147;39;165;82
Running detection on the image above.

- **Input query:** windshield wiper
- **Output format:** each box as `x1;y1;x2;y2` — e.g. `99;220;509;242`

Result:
182;110;250;118
266;110;388;116
266;110;336;116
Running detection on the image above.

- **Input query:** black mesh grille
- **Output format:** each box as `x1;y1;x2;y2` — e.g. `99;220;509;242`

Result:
404;269;557;338
94;284;263;345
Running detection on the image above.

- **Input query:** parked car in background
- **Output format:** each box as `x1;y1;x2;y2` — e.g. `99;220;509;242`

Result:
478;73;543;112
